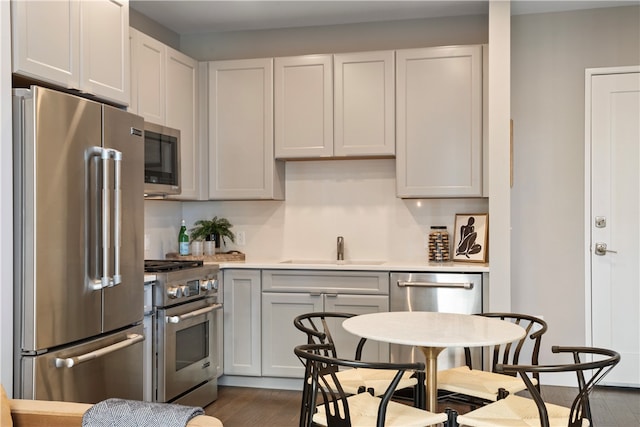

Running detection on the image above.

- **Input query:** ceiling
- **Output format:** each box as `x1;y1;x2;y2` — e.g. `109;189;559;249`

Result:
129;1;638;35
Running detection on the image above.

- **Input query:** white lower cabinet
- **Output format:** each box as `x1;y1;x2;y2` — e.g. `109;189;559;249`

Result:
262;292;389;378
222;269;262;376
261;270;390;379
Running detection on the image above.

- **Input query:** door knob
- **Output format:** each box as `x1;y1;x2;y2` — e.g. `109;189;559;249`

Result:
595;242;617;256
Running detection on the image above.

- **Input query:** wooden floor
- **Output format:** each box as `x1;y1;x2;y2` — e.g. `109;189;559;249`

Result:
205;384;640;426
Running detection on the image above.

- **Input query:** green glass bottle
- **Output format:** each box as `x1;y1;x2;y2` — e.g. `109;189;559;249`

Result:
179;220;189;256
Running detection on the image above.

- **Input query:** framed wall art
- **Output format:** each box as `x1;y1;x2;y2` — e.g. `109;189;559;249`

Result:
453;213;488;263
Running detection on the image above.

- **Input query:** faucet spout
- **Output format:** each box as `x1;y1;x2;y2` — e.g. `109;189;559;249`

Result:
337;236;344;261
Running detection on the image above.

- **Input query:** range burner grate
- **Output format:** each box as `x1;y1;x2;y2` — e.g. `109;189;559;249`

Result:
144;259;204;273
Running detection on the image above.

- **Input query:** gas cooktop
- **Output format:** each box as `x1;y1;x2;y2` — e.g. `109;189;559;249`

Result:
144;259;204;273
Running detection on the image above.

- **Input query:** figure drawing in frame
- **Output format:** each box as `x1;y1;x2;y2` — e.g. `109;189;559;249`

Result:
454;214;488;262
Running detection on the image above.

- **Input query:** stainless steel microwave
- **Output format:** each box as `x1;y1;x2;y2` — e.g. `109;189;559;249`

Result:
144;122;181;196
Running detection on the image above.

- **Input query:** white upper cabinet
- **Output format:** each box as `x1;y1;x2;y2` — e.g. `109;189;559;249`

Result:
274;54;334;158
208;58;285;200
396;45;483;198
130;28;165;124
334;51;395;157
165;49;202;200
80;0;130;105
12;0;130;106
130;28;203;200
274;51;395;159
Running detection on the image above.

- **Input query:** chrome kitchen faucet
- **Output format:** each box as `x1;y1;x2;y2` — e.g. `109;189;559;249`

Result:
337;236;344;261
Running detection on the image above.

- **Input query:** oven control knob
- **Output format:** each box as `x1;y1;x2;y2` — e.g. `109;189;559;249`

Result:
180;285;190;297
211;279;219;291
167;286;183;299
200;280;211;291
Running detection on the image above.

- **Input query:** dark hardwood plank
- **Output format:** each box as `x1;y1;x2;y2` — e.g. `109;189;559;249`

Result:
205;384;640;426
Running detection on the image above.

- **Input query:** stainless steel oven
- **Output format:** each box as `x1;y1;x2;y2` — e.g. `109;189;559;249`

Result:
145;260;220;407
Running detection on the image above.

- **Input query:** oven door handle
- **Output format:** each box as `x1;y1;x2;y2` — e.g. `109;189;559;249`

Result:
166;303;223;324
397;280;473;289
54;333;144;368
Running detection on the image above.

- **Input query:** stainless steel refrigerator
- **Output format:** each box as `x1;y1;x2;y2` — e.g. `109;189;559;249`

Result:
13;86;145;402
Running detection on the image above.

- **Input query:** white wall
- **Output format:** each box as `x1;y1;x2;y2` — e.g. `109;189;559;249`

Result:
180;14;488;60
0;0;13;394
145;160;489;263
511;5;640;378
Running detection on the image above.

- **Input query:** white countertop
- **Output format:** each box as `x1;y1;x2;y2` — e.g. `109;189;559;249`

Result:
215;259;489;272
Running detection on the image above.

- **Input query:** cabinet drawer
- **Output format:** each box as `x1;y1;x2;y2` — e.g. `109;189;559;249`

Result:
262;270;389;294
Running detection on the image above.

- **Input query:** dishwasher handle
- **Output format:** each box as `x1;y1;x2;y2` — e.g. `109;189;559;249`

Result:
396;280;474;290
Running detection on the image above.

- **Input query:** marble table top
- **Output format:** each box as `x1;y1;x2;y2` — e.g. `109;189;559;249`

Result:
342;311;526;348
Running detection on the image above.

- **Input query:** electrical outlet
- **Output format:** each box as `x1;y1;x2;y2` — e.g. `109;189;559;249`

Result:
236;231;246;246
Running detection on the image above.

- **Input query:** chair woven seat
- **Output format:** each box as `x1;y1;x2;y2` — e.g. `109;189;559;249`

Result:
438;365;534;401
330;367;418;395
449;346;620;427
438;313;548;407
312;392;447;427
456;394;588;427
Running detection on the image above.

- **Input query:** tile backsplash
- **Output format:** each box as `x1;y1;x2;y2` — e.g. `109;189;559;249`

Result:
145;159;488;262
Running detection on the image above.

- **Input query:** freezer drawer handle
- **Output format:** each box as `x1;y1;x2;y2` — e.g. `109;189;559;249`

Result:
396;280;474;289
54;333;144;368
166;303;223;324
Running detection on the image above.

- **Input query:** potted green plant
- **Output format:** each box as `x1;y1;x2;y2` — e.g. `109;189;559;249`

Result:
189;216;236;251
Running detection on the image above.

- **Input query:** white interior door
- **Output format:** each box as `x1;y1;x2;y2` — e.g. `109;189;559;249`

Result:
588;68;640;387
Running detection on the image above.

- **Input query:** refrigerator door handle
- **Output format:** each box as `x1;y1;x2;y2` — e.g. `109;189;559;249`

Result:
89;148;123;290
100;148;111;289
396;280;474;290
54;333;144;368
111;149;122;286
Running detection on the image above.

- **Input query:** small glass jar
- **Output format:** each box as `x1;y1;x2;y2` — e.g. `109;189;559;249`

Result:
428;226;450;262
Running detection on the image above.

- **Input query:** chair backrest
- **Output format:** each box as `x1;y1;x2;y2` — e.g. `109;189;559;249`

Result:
465;313;548;379
497;346;620;427
294;343;425;427
293;312;368;360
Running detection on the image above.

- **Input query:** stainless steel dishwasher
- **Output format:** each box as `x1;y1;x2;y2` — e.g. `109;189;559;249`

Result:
389;272;483;370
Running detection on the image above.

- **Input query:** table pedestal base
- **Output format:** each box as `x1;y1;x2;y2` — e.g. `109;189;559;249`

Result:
420;346;445;412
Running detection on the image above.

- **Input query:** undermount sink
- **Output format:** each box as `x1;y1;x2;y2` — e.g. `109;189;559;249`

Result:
279;259;386;266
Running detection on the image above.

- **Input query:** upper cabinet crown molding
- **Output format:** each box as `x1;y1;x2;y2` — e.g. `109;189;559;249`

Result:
274;51;395;160
12;0;130;106
395;45;483;198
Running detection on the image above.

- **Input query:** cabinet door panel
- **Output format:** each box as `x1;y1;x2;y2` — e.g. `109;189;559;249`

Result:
165;48;200;200
324;294;390;362
334;51;395;157
80;0;129;105
133;31;165;124
275;55;333;158
223;270;262;376
396;45;482;197
261;292;323;378
209;58;284;200
12;0;80;87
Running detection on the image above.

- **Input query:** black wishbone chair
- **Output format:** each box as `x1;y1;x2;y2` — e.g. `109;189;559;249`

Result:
453;346;620;427
294;343;451;427
437;312;548;407
294;311;424;423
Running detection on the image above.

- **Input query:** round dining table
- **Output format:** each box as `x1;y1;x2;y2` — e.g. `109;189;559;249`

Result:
342;311;526;412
